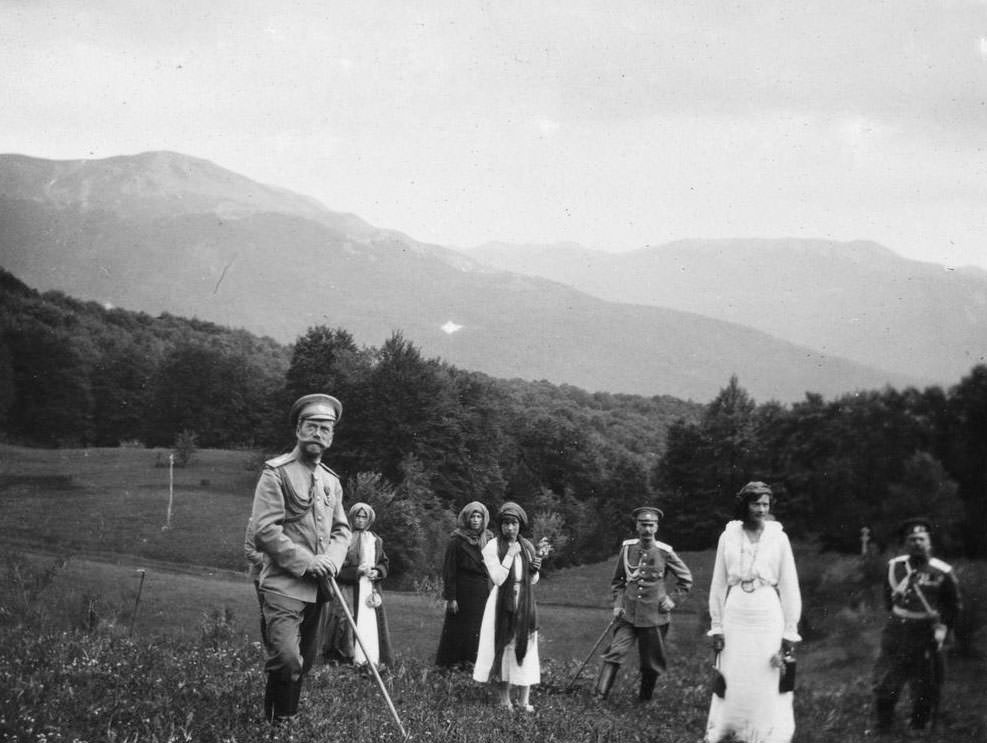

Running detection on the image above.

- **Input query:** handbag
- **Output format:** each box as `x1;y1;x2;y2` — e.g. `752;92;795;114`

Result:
711;652;726;698
779;651;796;693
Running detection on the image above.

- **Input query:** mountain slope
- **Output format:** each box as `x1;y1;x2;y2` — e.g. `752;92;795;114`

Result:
467;238;987;383
0;152;927;402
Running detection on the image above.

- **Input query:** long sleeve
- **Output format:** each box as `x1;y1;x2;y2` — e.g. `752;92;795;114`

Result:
243;517;265;573
610;547;627;610
483;540;510;587
251;468;316;577
707;530;728;636
777;532;802;641
665;548;694;596
441;538;459;601
374;535;389;581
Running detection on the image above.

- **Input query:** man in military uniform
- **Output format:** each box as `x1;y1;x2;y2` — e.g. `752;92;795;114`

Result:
251;393;352;724
871;517;961;734
594;506;693;701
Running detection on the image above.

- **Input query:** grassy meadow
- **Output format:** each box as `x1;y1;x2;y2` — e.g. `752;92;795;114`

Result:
1;444;985;742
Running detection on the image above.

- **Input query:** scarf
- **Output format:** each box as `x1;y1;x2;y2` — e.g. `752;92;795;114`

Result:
492;535;537;670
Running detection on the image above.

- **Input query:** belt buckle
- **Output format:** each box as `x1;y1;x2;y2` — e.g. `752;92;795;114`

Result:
741;579;756;593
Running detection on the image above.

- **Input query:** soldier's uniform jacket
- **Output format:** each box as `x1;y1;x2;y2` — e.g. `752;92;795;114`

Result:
611;538;693;627
884;554;960;628
250;447;351;603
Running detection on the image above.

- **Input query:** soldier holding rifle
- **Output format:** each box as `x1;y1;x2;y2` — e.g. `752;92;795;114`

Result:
871;517;961;734
250;393;351;725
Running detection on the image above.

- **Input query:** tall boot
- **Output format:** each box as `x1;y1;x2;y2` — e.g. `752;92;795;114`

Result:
288;678;304;718
593;662;619;699
265;672;297;724
874;698;895;733
639;670;658;701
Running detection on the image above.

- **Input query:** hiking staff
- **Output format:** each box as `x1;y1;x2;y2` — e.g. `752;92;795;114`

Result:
323;576;408;739
566;615;617;691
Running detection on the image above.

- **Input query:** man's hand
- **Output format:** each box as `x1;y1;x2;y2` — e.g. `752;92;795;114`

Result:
933;624;948;647
659;596;676;612
530;556;542;571
308;554;338;578
612;607;624;619
446;599;459;615
711;634;725;653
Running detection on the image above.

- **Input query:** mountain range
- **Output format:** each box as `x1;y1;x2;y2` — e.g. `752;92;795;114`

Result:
466;239;987;385
0;151;958;403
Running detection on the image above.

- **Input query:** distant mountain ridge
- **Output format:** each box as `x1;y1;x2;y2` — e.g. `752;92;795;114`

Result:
467;238;987;383
0;151;930;402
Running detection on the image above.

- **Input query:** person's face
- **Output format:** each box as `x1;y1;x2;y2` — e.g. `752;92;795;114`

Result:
636;516;659;541
746;495;771;522
296;418;335;454
500;516;520;541
468;510;484;532
906;530;932;558
352;511;369;531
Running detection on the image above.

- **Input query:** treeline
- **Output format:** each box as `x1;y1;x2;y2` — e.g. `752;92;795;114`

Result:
1;268;984;569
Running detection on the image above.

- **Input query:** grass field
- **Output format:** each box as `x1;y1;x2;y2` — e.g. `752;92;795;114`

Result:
2;444;986;742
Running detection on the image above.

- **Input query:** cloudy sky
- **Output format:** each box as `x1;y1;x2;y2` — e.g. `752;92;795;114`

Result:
2;0;985;269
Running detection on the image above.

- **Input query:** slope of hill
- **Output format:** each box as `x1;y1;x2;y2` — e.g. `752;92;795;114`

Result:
0;152;927;402
467;238;987;384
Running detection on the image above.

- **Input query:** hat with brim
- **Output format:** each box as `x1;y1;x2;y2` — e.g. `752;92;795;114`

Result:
898;516;933;541
290;393;343;426
632;506;663;521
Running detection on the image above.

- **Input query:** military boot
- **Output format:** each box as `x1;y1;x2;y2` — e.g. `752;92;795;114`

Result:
593;662;619;699
639;670;658;701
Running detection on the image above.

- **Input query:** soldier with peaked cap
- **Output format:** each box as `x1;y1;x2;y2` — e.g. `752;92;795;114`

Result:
594;506;693;702
250;393;351;725
871;517;961;735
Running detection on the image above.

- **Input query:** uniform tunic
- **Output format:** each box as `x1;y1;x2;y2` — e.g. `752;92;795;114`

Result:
872;554;960;727
601;538;693;672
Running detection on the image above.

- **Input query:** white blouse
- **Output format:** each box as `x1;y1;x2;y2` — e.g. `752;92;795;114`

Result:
708;520;802;641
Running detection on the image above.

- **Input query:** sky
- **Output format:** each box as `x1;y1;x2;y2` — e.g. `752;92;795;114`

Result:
2;0;986;269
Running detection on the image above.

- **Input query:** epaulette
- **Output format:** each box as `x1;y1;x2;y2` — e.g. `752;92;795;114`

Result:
264;451;296;469
621;538;639;547
929;557;952;573
318;461;340;479
889;555;909;566
655;540;673;552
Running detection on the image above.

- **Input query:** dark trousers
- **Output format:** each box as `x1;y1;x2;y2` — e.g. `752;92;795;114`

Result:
261;591;324;721
601;619;669;674
872;617;939;729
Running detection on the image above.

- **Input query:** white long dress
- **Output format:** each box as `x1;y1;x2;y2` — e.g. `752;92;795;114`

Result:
705;520;802;743
352;531;380;666
472;539;540;685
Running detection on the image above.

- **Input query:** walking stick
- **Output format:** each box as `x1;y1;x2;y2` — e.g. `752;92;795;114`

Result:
566;616;617;691
322;576;408;740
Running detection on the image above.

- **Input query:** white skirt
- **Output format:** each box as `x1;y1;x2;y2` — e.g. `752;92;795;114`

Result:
705;586;794;743
472;583;540;686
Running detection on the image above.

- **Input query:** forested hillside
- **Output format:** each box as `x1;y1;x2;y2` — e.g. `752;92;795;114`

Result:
2;268;984;568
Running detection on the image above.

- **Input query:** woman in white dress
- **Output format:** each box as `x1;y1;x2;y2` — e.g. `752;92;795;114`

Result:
473;501;543;711
321;502;394;668
705;482;802;743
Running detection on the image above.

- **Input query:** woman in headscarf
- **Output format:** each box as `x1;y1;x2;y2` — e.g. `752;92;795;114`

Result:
705;482;802;743
473;501;543;711
435;501;494;669
321;502;394;668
